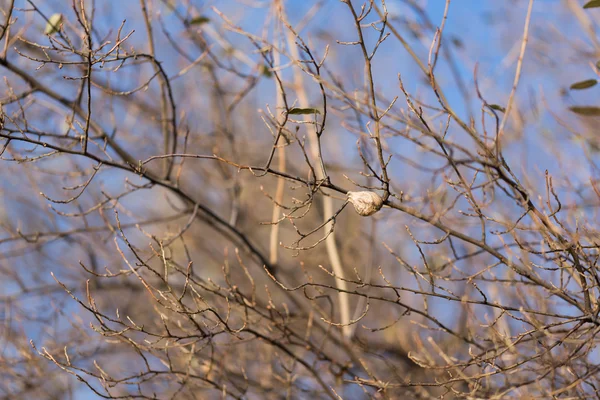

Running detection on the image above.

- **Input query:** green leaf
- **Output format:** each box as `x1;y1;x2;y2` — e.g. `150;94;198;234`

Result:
489;104;505;113
288;107;321;115
189;16;210;25
45;13;63;35
261;65;272;78
583;0;600;8
570;79;598;90
596;61;600;70
569;106;600;116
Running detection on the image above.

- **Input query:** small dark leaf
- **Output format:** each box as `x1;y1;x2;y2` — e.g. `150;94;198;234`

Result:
588;140;600;153
261;65;272;78
451;36;463;49
569;106;600;116
189;16;210;25
570;79;598;90
596;60;600;70
288;107;321;115
489;104;505;113
583;0;600;8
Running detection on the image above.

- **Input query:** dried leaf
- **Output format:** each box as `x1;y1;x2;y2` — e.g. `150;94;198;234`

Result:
189;16;210;25
569;106;600;116
570;79;598;90
45;14;63;35
288;107;321;115
583;0;600;8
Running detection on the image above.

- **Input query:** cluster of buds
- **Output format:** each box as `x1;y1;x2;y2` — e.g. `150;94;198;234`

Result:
347;191;384;216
